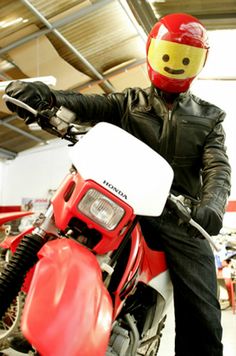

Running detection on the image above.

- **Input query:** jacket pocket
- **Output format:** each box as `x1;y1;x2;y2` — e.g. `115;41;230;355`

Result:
174;118;212;158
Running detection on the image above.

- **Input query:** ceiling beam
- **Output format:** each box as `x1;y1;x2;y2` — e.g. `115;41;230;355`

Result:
0;0;114;57
20;0;116;93
200;15;236;30
126;0;157;35
0;119;47;144
72;58;146;91
0;147;17;160
117;0;147;44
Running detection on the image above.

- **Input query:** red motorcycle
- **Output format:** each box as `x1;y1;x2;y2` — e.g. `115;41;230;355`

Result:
0;96;219;355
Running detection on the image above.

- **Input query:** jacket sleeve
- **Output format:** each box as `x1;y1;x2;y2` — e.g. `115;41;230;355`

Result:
50;89;128;127
201;113;231;218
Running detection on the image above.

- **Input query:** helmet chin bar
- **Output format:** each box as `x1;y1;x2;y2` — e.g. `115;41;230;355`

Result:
148;68;194;93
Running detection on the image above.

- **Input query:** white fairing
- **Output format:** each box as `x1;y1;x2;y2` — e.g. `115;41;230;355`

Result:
69;122;173;216
149;270;173;307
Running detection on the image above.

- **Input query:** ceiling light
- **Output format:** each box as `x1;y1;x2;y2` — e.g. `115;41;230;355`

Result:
0;60;14;71
28;123;41;131
0;17;28;28
0;76;57;92
147;0;166;3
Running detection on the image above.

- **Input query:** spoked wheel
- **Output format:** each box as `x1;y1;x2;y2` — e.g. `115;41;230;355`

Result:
0;294;23;349
137;315;166;356
0;248;24;350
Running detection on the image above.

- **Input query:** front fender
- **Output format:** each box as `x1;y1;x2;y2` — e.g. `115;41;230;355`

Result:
22;239;113;356
0;211;33;226
0;227;34;251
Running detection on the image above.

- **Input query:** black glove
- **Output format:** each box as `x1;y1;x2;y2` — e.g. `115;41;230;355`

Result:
5;81;53;123
192;204;223;236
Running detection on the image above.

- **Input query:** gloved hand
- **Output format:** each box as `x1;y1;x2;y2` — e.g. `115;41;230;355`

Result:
192;204;223;236
5;81;53;123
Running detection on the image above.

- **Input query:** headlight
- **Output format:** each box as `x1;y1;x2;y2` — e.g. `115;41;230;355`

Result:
78;189;125;230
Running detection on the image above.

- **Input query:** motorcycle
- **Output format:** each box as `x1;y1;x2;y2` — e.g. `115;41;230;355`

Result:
0;96;220;356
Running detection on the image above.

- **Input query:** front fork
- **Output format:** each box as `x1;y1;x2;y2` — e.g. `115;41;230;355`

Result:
0;206;56;319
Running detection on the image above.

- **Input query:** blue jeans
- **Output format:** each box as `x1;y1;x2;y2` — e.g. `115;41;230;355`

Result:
139;210;223;356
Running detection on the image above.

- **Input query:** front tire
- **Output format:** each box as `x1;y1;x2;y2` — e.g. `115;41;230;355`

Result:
0;293;23;349
0;249;24;350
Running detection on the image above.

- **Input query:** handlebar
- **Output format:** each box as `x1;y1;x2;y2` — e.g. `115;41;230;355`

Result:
2;94;90;143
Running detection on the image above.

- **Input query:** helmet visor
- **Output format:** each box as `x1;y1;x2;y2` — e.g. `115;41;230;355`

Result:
148;38;207;80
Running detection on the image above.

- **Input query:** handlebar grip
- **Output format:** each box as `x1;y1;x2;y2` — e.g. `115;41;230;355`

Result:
167;194;191;222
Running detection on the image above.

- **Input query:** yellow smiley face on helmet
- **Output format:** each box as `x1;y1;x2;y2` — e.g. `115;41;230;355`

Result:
148;38;208;80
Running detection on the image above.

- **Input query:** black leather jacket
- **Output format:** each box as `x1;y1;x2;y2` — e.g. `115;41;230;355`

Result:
52;86;231;216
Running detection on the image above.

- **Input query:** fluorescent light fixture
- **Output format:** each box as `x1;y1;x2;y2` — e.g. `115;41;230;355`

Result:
0;60;14;71
0;17;29;29
28;122;42;131
148;0;166;2
0;76;57;92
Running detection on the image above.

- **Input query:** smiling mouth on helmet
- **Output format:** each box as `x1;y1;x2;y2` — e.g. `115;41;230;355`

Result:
164;67;184;75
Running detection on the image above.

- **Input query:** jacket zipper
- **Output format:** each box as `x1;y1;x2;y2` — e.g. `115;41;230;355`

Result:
167;103;178;165
159;100;178;163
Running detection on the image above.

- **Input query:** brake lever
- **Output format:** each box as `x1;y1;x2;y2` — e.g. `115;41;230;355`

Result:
3;94;38;117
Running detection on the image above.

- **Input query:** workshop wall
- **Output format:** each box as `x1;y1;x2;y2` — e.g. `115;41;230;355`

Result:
0;139;71;211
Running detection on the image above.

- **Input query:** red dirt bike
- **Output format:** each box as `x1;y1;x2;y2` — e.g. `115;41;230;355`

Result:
0;96;220;356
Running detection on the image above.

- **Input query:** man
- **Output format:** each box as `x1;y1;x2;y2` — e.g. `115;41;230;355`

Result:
5;13;231;356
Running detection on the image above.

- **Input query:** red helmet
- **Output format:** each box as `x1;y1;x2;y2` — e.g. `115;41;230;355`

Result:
146;13;209;93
